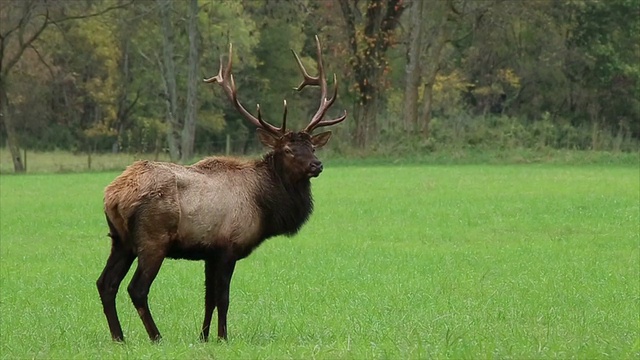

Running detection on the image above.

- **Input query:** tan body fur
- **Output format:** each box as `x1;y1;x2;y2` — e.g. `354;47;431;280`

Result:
104;158;265;259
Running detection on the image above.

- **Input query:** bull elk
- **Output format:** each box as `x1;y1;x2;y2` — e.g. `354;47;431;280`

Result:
96;36;346;342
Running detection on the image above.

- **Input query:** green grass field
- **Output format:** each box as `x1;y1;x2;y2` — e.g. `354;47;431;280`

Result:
1;163;638;359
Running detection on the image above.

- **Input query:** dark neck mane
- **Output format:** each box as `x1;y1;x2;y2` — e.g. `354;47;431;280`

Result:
256;152;314;239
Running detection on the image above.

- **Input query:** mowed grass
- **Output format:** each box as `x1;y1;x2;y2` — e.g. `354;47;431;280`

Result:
0;163;638;359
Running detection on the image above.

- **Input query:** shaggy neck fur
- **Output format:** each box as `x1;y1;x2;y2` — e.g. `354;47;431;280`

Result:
256;151;314;240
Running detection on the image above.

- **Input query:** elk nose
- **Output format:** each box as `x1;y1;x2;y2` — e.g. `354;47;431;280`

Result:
310;160;323;176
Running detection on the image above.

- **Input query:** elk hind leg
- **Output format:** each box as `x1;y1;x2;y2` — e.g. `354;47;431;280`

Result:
216;259;236;341
96;234;136;342
200;258;218;342
127;249;165;342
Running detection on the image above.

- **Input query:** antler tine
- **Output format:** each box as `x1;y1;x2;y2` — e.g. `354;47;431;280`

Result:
202;56;224;84
292;51;319;91
282;100;288;133
295;35;347;133
204;43;283;136
204;43;232;85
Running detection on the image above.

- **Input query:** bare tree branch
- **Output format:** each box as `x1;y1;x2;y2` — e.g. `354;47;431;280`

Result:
0;0;38;41
2;8;49;76
28;43;54;79
1;0;134;76
50;0;135;25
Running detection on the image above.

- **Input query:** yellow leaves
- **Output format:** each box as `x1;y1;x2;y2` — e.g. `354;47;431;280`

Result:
497;68;521;89
84;122;116;139
430;70;472;113
433;71;472;93
472;86;495;97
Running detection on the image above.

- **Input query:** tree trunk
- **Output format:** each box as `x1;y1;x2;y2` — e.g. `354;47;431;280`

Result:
420;79;435;138
338;0;406;149
353;106;368;149
403;0;424;133
158;0;181;162
114;35;131;154
3;118;25;173
180;0;199;164
0;78;25;173
417;15;452;138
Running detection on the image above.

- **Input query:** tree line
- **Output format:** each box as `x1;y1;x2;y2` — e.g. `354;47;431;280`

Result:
1;0;638;172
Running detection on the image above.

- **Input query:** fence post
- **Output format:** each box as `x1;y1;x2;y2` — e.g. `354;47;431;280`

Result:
226;134;231;156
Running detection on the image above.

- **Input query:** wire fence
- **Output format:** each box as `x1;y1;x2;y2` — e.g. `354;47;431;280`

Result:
0;136;263;174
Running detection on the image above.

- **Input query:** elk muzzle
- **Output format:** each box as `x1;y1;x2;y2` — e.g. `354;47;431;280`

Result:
308;160;323;177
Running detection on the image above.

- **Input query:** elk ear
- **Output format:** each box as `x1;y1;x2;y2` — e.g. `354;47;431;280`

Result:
257;128;279;148
311;131;332;149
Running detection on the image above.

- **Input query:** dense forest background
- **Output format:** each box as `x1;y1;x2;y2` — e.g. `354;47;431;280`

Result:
1;0;638;172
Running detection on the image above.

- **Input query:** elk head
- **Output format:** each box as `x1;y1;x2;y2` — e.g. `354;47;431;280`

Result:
204;36;346;181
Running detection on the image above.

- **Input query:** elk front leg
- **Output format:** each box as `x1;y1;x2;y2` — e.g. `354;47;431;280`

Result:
96;239;136;342
127;251;165;342
200;259;218;342
216;259;236;341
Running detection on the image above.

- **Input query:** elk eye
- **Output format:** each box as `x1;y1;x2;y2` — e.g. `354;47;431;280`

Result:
284;148;293;156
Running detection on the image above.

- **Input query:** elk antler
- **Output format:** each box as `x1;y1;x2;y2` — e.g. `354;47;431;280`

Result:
204;44;287;136
292;35;347;134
